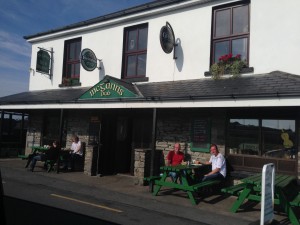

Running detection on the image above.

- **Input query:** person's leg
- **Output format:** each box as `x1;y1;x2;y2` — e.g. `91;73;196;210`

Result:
30;155;42;172
202;172;224;182
25;153;35;168
70;153;75;171
168;172;178;183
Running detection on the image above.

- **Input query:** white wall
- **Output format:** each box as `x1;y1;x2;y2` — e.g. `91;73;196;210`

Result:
250;0;300;74
28;0;300;91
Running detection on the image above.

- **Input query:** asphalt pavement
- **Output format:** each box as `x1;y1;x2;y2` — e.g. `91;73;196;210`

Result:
0;158;293;225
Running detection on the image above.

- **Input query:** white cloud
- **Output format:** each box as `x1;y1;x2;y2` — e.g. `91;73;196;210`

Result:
0;30;31;58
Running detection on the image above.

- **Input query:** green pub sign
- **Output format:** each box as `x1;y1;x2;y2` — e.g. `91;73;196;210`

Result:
80;79;137;99
36;50;50;74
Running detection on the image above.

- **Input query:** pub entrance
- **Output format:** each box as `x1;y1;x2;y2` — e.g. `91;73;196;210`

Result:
94;112;133;176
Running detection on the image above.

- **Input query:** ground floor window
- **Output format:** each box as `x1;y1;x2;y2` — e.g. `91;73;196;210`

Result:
227;118;296;159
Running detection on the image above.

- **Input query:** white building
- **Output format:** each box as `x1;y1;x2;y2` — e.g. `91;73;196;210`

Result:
0;0;299;180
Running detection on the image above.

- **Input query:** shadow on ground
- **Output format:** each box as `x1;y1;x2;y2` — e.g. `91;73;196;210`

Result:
3;196;120;225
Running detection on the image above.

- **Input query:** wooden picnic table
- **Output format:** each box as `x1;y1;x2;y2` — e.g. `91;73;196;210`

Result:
152;164;221;205
222;173;300;225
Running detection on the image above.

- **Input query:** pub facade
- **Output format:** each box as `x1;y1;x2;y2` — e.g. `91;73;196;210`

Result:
1;0;300;183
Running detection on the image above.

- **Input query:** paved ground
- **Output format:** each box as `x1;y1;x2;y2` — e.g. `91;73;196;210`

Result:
0;158;295;225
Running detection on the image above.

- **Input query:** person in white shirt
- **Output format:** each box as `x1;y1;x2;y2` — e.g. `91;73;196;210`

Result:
201;144;226;182
63;135;83;171
71;136;82;156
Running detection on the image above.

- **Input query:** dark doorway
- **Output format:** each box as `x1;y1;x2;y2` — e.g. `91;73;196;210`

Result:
98;113;132;176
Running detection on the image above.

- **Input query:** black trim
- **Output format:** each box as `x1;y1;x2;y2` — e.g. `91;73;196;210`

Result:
123;77;149;83
58;82;82;88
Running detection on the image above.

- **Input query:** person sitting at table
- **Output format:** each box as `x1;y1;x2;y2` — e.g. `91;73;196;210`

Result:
166;143;185;182
28;140;60;172
201;143;226;182
25;142;51;168
62;135;83;171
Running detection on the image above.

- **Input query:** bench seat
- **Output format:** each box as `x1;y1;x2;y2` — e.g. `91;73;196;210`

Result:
192;179;221;192
221;183;247;196
144;176;161;182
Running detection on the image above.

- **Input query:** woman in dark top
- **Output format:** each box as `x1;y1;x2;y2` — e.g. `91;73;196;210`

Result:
27;140;60;172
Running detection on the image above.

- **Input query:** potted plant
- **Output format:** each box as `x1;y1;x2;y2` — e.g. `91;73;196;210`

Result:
210;54;246;79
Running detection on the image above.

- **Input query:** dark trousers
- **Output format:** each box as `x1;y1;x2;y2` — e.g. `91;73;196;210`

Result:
63;153;82;171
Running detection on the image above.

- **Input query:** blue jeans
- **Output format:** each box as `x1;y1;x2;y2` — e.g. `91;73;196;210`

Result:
168;172;183;184
30;154;45;171
202;172;224;182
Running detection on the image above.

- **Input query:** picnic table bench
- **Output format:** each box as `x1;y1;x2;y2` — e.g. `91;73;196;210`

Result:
222;173;300;225
145;164;222;205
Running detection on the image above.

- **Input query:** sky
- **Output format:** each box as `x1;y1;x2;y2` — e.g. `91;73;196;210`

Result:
0;0;154;97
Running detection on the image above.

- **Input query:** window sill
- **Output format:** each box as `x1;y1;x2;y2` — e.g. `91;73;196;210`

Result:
59;82;82;88
123;77;149;83
204;67;254;77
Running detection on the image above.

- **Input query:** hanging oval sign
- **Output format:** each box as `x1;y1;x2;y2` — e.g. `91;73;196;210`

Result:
160;22;175;54
80;48;97;71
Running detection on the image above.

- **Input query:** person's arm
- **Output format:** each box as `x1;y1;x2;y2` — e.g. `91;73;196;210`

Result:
166;151;172;166
204;167;220;176
204;156;222;176
73;142;81;154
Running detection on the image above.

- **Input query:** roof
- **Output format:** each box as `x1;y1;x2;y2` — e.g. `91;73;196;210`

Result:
1;71;300;106
23;0;191;40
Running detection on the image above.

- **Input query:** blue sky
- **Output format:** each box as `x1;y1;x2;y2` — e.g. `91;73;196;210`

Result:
0;0;153;97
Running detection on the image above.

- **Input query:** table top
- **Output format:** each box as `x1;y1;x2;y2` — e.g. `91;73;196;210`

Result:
160;164;205;172
241;173;296;187
32;146;49;152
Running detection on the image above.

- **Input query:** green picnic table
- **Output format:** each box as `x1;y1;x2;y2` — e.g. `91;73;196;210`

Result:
151;164;221;205
222;173;300;225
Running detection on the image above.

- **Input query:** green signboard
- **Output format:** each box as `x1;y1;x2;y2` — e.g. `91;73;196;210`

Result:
36;50;50;74
79;79;137;99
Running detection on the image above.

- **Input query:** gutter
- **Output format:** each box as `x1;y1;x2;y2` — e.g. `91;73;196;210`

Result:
1;91;300;106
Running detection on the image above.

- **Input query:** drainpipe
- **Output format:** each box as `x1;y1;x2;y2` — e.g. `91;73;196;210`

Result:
57;109;64;174
150;108;157;192
0;111;3;156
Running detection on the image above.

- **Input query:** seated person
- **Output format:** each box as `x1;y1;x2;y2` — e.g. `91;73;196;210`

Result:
166;143;184;182
201;144;226;182
63;135;83;171
28;140;60;172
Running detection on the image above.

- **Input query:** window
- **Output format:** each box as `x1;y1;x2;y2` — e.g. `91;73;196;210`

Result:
211;2;250;64
122;24;148;80
227;118;296;159
62;37;82;86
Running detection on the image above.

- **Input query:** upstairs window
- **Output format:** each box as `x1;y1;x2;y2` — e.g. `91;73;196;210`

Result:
61;37;82;86
211;2;250;64
122;24;148;80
